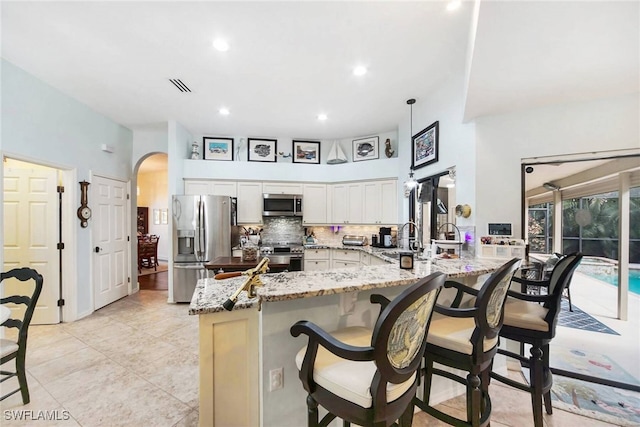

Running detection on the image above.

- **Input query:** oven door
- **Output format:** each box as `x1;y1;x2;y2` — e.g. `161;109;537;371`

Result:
266;255;303;272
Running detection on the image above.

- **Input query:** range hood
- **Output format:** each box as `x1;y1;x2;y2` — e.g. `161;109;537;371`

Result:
326;141;348;164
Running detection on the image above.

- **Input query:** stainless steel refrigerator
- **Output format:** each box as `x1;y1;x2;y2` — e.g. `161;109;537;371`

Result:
172;195;238;302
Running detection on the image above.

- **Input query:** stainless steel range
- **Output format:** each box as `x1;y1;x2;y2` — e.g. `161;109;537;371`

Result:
259;243;304;271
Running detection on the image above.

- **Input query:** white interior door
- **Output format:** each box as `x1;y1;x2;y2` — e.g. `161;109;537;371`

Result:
93;176;128;309
3;164;60;324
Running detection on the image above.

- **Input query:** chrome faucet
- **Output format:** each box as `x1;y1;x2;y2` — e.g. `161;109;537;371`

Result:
399;221;422;254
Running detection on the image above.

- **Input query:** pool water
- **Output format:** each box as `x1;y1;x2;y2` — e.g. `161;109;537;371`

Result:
586;270;640;295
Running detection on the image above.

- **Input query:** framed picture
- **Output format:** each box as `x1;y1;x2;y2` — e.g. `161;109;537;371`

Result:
412;121;439;169
292;140;320;164
352;136;379;162
161;209;168;225
203;137;233;161
153;209;160;225
248;138;277;162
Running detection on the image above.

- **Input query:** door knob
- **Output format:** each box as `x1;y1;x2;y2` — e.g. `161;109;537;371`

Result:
95;246;101;253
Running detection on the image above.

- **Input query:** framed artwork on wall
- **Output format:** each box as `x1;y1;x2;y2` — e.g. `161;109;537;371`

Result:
292;140;320;164
203;137;234;161
248;138;277;162
352;136;379;162
412;121;439;169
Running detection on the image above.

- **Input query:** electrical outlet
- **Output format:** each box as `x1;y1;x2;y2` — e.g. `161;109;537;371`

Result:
269;367;283;391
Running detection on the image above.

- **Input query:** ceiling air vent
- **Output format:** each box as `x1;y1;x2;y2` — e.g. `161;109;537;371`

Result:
169;79;191;93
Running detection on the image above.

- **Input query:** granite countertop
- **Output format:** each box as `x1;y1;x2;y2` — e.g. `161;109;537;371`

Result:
189;244;507;315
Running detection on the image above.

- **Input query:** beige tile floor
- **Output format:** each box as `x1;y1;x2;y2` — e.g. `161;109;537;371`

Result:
1;280;637;427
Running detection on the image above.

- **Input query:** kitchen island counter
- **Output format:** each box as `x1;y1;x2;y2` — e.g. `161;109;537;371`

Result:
192;254;510;426
190;256;506;315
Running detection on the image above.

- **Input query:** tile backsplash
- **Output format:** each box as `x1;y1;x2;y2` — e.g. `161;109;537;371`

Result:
308;225;395;246
260;217;304;245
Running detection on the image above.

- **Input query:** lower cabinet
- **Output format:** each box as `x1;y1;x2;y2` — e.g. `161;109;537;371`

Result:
304;248;330;271
304;260;330;271
302;248;392;271
331;249;361;270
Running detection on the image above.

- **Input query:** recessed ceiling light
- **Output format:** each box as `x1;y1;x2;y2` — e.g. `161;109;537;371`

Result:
219;108;230;116
446;0;461;11
212;39;229;52
353;66;367;76
317;114;328;121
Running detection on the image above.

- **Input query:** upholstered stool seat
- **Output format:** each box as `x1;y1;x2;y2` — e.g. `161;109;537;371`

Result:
427;313;499;355
502;298;549;332
295;326;416;408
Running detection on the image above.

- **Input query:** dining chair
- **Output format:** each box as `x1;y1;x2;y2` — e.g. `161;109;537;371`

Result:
514;253;573;311
490;252;583;427
0;267;43;404
415;258;521;427
290;272;446;427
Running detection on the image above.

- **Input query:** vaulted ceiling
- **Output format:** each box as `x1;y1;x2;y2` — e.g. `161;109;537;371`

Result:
2;1;638;140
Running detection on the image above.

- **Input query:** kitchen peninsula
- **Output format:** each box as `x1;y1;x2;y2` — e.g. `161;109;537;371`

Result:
190;248;507;427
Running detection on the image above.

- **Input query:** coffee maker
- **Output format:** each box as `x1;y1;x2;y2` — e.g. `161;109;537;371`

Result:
379;227;392;248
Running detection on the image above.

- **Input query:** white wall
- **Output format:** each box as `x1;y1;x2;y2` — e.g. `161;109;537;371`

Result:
475;93;640;241
396;67;476;227
138;168;169;260
1;59;133;316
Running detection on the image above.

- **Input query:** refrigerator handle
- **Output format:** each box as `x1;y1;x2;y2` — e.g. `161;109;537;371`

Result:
199;199;206;260
194;200;202;260
173;198;181;220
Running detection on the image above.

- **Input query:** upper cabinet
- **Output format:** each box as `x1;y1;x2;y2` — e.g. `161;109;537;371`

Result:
184;180;237;197
262;182;303;195
332;182;363;224
363;180;397;225
183;178;396;225
302;184;327;224
237;181;263;223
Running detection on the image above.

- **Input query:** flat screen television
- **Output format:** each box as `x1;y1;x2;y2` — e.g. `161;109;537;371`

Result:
488;223;512;236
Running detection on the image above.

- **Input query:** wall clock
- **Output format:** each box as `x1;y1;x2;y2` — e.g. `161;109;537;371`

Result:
77;180;91;228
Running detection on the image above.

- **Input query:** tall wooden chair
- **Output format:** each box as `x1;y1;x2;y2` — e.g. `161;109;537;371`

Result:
415;258;521;427
491;253;583;427
290;272;446;427
0;267;43;404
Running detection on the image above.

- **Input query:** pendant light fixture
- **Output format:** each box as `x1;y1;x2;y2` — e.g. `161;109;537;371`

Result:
326;140;348;164
403;98;418;197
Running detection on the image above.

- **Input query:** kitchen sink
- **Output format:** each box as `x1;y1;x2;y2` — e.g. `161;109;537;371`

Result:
380;252;400;259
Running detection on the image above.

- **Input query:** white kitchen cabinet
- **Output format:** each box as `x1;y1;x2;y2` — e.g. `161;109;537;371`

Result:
184;180;210;195
331;260;360;269
237;182;263;223
304;248;330;271
302;184;327;224
331;249;360;269
211;181;238;197
369;255;389;266
479;244;526;259
305;248;330;260
184;180;237;196
304;260;330;271
362;180;397;225
262;182;303;195
331;183;362;224
360;252;371;266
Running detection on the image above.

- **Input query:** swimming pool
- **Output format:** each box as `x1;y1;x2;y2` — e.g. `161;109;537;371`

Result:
584;269;640;295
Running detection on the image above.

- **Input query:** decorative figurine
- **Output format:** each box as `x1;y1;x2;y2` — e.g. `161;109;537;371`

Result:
190;141;200;160
384;138;394;158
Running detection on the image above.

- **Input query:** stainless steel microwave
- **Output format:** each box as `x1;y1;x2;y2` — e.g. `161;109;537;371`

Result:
262;194;303;217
